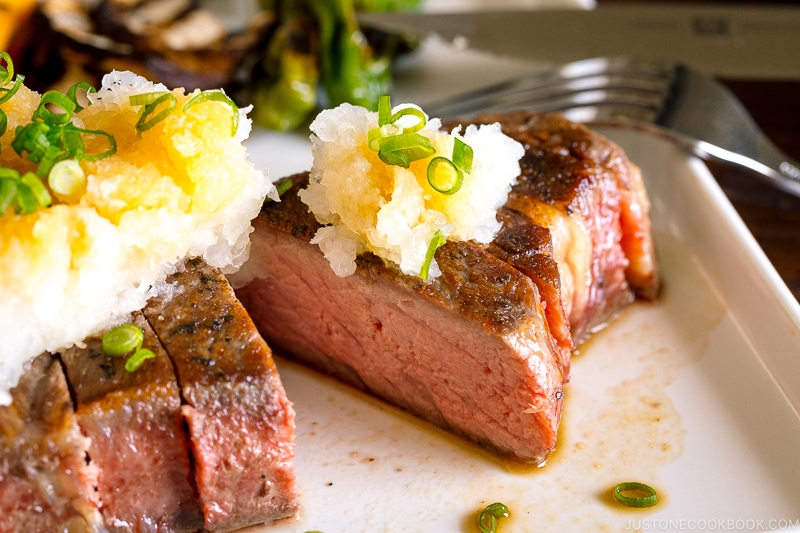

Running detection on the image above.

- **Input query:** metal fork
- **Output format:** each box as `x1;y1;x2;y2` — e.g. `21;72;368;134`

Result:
423;56;800;197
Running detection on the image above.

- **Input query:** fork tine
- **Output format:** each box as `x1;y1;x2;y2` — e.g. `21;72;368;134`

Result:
424;57;675;121
421;56;800;197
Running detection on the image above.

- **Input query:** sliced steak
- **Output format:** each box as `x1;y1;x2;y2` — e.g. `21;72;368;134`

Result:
236;174;566;464
59;312;204;533
236;112;658;464
446;112;659;344
143;258;297;531
0;353;104;533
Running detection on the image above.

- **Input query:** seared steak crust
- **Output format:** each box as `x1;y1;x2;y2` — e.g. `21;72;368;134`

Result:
0;353;103;533
144;258;297;531
2;259;297;532
60;312;204;533
447;111;659;342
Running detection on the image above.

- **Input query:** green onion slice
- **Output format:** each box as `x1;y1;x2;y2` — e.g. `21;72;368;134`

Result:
264;178;294;203
612;482;659;508
452;137;473;174
0;177;18;214
11;121;50;158
66;81;96;112
419;230;446;280
427;156;464;195
375;132;435;168
183;89;239;136
387;106;426;134
0;110;7;138
125;348;156;372
132;92;176;133
367;123;400;152
102;324;144;357
376;95;426;133
478;502;510;533
20;172;52;208
69;126;117;161
14;181;38;215
377;95;392;126
0;168;20;180
0;73;24;105
49;160;86;199
129;91;170;106
0;52;12;83
34;91;77;126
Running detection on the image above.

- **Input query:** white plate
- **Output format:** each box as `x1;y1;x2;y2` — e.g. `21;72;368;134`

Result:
241;38;800;533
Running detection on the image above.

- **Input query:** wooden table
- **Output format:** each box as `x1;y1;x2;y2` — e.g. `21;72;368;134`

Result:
598;0;800;303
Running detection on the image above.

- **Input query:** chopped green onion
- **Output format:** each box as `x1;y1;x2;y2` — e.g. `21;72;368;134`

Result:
375;132;435;168
0;110;6;138
49;160;86;200
0;177;17;214
452;137;473;174
367;123;400;151
419;230;446;280
264;178;294;203
102;324;144;357
183;89;239;136
66;81;96;112
0;73;24;105
0;169;47;215
427;156;464;195
478;502;509;533
11;121;50;159
0;51;13;83
375;95;426;133
132;92;176;133
129;91;170;106
125;348;156;372
612;482;659;508
387;106;426;134
14;180;38;215
377;94;392;126
69;126;117;161
33;91;76;126
275;177;293;196
369;95;433;168
20;172;52;208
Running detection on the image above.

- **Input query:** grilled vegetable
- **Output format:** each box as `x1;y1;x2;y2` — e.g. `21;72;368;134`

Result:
11;0;419;131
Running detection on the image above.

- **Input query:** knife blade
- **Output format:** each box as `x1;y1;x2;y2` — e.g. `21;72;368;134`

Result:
358;4;800;79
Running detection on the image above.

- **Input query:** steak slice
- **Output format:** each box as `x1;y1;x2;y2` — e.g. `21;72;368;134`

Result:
143;258;297;531
0;353;104;533
236;174;566;464
59;312;204;532
447;111;660;344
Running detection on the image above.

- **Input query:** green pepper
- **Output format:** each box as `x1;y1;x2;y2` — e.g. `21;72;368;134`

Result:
251;14;320;131
251;0;418;130
354;0;421;11
309;0;392;111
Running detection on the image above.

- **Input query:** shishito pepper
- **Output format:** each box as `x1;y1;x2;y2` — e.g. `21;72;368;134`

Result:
310;0;392;111
251;0;414;130
251;10;320;131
